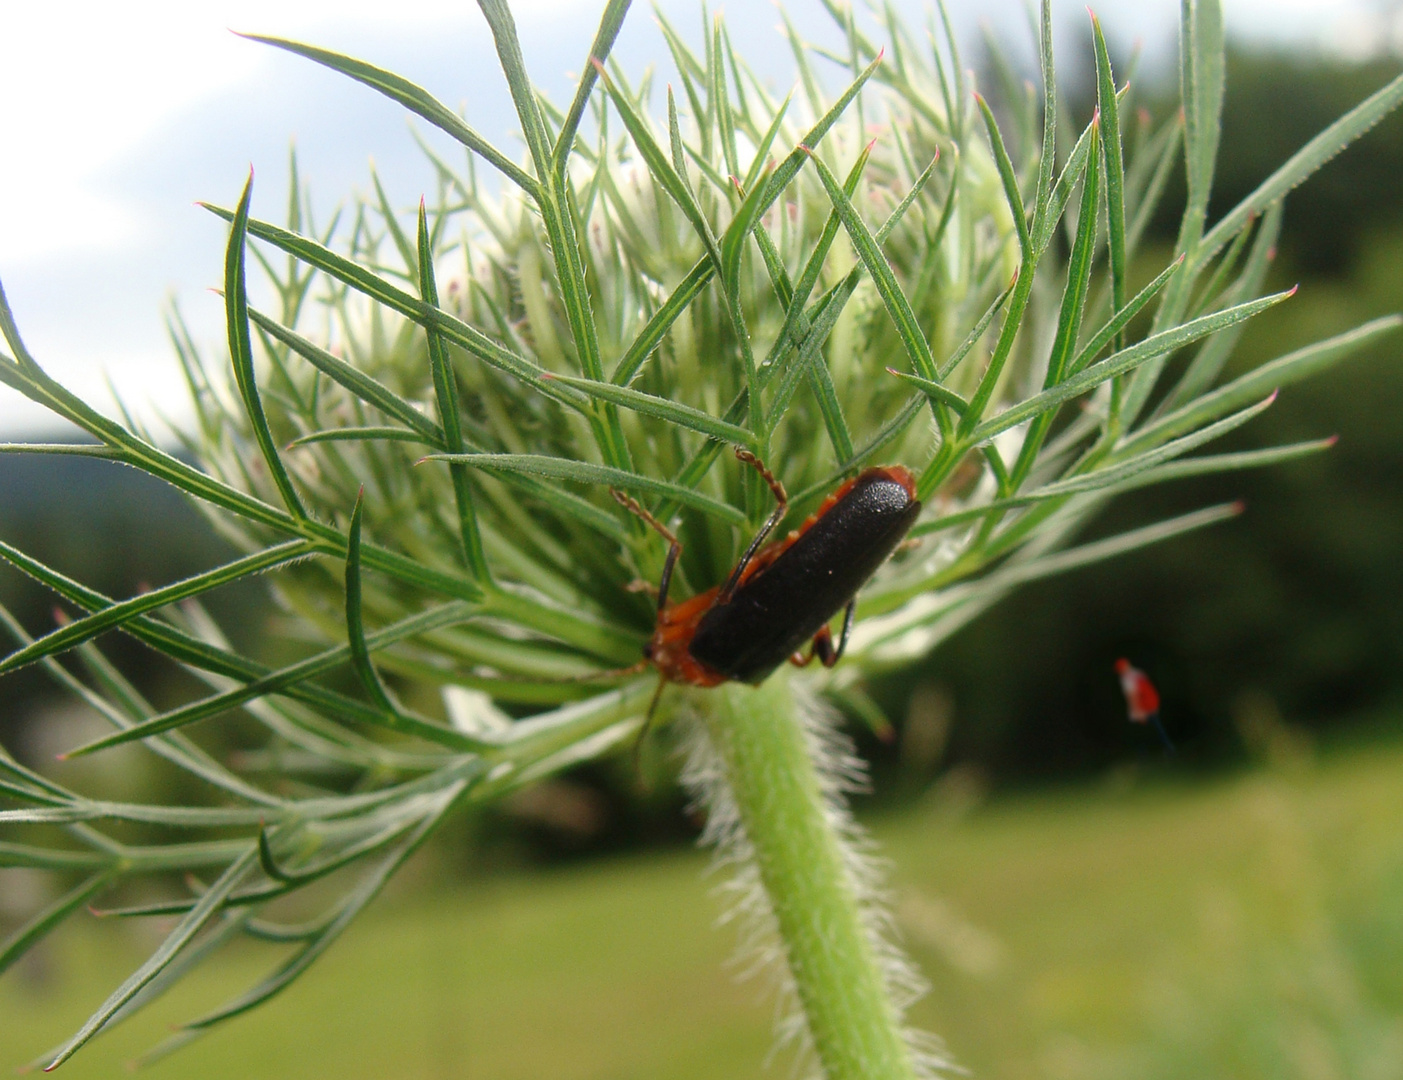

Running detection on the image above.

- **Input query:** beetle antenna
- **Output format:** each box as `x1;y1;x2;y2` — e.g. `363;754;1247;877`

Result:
611;488;683;612
721;448;789;602
735;447;787;507
632;674;668;778
535;659;649;684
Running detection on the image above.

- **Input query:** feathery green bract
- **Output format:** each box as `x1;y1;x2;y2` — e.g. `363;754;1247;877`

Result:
1;0;1400;1071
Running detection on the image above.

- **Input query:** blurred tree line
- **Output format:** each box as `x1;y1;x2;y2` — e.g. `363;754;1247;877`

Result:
1;43;1401;857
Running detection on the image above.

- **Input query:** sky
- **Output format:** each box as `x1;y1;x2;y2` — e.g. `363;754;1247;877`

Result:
1;0;1399;438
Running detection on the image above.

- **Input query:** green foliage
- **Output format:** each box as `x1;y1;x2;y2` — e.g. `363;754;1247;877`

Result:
1;0;1400;1070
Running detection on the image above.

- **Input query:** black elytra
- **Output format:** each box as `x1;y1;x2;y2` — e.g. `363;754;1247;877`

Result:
686;467;921;684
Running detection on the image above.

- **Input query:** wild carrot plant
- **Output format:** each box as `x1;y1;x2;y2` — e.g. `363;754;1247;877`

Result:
2;0;1400;1075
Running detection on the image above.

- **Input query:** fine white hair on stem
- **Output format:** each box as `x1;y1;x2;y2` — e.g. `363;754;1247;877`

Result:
678;680;954;1079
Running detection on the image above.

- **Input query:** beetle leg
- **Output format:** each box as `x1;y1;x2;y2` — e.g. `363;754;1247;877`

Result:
789;627;829;668
790;599;856;669
611;489;682;612
720;447;790;602
827;599;857;667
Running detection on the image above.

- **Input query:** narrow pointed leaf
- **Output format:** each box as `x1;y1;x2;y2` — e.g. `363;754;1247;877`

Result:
970;288;1295;442
475;0;554;185
1121;438;1335;486
287;427;431;449
1035;116;1094;256
248;308;445;443
242;34;539;194
225;174;306;520
0;540;490;734
939;285;1013;380
183;788;462;1032
1168;202;1282;406
1178;0;1225;250
611;54;883;387
611;259;711;385
0;842;109;870
423;453;747;524
418;203;489;582
202;206;585;413
0;541;313;677
1197;71;1403;264
1124;315;1402;454
1068;255;1185;375
0;872;113;978
553;0;632;179
596;63;719;269
1028;0;1057;240
887;368;969;414
0;443;121;458
721;166;774;300
545;373;753;445
1040;392;1278;497
803;147;939;384
43;846;258;1071
976;93;1030;257
345;491;401;719
63;601;483;759
1093;14;1128;347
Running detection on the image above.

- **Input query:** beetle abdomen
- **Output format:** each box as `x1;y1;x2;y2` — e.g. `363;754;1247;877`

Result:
687;467;920;684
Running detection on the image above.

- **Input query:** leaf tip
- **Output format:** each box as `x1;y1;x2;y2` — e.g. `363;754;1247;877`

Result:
1230;500;1247;515
1325;434;1340;447
1286;283;1300;298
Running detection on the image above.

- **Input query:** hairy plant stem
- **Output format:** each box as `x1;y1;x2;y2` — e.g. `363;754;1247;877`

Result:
699;675;917;1080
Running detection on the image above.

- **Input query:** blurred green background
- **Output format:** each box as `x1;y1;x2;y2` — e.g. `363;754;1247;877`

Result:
2;42;1402;1077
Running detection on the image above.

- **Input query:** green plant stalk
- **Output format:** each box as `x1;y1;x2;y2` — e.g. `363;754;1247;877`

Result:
699;675;916;1080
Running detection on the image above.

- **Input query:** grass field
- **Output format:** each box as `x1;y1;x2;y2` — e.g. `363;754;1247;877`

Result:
4;731;1402;1079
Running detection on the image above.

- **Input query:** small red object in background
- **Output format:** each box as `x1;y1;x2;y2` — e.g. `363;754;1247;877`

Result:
1114;657;1160;722
1114;658;1174;754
